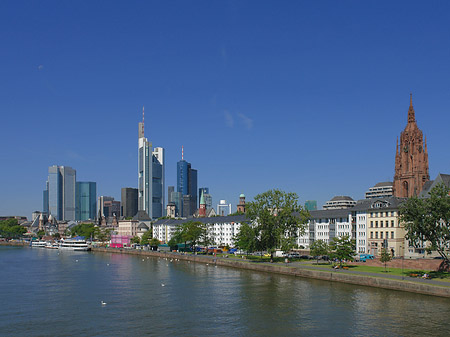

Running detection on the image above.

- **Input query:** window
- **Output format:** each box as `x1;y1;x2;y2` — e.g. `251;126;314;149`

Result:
375;221;378;228
381;232;383;239
370;221;373;228
391;232;394;239
391;220;395;227
375;232;378;239
370;232;373;239
380;221;383;228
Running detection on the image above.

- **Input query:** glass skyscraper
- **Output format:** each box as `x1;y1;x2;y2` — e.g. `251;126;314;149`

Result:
177;158;197;217
138;109;165;219
76;182;97;221
44;165;76;221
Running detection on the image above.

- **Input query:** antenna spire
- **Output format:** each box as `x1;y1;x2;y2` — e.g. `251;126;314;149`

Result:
142;106;145;135
182;146;184;160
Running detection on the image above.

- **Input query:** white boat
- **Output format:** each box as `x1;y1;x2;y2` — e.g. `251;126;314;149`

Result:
59;238;91;251
31;241;47;248
45;242;59;249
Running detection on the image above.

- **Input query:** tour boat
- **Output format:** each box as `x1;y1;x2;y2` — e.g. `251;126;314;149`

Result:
31;241;47;248
45;242;59;249
59;238;91;251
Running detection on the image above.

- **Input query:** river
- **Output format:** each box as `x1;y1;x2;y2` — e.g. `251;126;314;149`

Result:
1;246;449;336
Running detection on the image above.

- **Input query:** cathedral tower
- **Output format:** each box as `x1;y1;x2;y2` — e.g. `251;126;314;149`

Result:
393;94;429;197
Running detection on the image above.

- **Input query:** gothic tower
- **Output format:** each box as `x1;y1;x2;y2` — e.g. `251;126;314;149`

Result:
393;94;429;197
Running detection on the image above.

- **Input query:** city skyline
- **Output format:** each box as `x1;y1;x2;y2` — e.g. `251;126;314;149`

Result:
1;1;450;219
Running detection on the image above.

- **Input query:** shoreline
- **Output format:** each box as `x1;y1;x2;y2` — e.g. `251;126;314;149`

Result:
91;247;450;299
3;242;450;298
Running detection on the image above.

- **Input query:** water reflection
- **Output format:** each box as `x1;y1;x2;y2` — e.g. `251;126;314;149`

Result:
1;247;450;336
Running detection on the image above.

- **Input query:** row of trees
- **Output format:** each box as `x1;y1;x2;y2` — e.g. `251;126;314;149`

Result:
0;219;26;239
310;236;356;267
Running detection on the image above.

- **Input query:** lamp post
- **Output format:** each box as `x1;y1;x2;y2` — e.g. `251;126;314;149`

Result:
400;245;404;280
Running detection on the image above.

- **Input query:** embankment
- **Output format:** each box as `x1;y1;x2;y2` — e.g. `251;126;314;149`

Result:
92;247;450;298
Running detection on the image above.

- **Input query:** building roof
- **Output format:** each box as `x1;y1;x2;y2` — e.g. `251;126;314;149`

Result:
153;214;248;226
329;196;354;201
373;181;393;188
132;210;151;221
137;222;149;229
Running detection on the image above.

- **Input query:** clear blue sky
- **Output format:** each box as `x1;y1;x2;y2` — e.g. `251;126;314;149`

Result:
1;1;450;219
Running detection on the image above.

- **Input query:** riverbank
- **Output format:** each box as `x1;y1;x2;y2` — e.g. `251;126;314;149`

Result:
91;247;450;299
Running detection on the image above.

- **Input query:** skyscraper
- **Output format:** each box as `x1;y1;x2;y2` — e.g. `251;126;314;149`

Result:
393;94;430;197
138;106;165;219
121;187;138;218
76;182;97;220
43;165;76;221
199;187;213;210
177;147;197;217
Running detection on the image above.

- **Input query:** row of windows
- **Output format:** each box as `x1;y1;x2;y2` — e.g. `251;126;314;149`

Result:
370;220;395;228
369;211;397;218
370;231;395;239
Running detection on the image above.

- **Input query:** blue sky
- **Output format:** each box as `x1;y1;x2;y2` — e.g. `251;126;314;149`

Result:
1;1;450;219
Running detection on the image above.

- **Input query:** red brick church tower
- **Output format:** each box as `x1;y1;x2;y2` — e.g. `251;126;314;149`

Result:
393;94;430;197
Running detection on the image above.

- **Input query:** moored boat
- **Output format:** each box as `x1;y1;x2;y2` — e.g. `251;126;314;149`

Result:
31;241;47;248
59;238;91;251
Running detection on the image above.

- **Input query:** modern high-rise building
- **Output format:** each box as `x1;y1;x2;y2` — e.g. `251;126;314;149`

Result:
98;196;120;218
304;200;317;211
177;147;197;217
198;187;212;209
121;187;138;218
168;186;175;203
43;165;76;221
76;182;97;221
138;107;165;219
171;191;183;216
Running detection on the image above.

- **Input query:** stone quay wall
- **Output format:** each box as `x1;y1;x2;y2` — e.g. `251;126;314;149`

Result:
92;247;450;298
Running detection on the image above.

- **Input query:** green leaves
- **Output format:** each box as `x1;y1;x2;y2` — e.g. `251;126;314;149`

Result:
400;183;450;261
0;219;26;239
244;189;310;256
329;235;355;266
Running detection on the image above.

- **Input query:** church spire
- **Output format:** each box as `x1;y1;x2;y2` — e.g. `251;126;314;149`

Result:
408;93;415;123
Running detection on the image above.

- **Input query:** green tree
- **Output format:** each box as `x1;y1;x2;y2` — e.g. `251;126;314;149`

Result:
0;219;26;239
329;235;356;268
245;189;310;261
140;230;152;245
70;223;97;239
233;222;261;255
130;236;140;244
399;183;450;266
310;239;330;264
149;238;160;250
380;248;391;272
172;221;204;252
36;230;45;239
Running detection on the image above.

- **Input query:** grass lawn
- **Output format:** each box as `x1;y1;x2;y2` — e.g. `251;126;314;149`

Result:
306;264;450;282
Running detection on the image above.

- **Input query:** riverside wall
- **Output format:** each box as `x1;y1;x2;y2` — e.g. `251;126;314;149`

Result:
92;247;450;298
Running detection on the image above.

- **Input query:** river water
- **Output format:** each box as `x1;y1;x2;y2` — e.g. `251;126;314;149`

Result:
1;246;449;336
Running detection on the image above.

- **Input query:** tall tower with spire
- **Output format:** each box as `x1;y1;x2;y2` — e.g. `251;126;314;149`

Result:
138;106;165;219
393;94;429;197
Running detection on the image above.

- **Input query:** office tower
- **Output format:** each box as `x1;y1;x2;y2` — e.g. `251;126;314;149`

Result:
168;186;174;203
198;187;212;209
304;200;317;211
43;180;49;216
44;165;76;221
138;106;165;219
171;191;183;216
98;196;120;218
76;182;97;221
121;187;138;218
177;147;198;217
393;94;429;197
